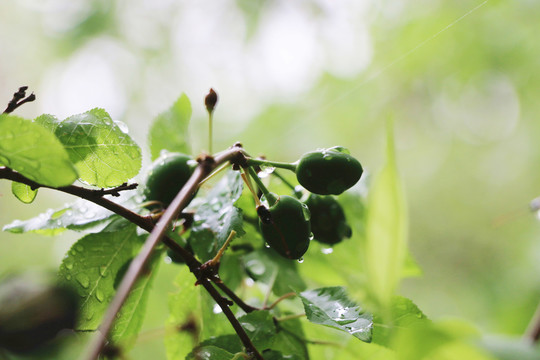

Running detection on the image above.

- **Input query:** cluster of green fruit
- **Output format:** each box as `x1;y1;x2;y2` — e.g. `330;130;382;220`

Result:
142;146;363;261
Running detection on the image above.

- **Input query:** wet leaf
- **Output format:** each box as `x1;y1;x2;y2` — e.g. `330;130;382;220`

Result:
0;114;77;187
298;286;373;342
37;109;142;187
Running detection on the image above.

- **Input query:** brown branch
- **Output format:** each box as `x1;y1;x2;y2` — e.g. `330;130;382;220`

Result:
82;145;263;360
0;146;262;359
3;86;36;114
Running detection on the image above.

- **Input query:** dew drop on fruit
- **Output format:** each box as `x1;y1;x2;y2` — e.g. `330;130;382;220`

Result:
309;233;314;241
297;257;304;263
329;146;350;154
301;203;311;221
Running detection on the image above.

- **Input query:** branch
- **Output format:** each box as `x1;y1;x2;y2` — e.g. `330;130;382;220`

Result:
3;86;36;114
82;145;263;360
0;147;263;358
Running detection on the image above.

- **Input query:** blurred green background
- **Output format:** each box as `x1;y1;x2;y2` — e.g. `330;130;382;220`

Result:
1;0;540;357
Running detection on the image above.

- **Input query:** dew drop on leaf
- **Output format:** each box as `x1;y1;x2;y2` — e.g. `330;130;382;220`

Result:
95;289;105;303
75;273;90;288
76;244;84;252
242;323;256;332
99;266;108;277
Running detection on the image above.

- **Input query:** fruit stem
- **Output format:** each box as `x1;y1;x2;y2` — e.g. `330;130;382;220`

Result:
272;170;303;198
246;158;298;172
245;166;277;206
240;171;261;207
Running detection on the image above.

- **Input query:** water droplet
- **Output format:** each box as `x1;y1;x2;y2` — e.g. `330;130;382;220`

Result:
329;146;350;154
95;290;105;302
75;244;84;252
258;166;275;178
309;233;314;241
264;243;270;248
301;203;311;221
99;266;108;277
65;274;72;280
213;304;223;314
65;261;74;270
242;323;256;332
246;259;265;275
114;120;129;133
164;256;172;264
76;273;90;288
86;312;94;321
321;247;334;254
297;257;304;263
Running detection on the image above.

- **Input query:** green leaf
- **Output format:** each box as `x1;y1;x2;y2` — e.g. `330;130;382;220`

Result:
237;310;277;350
58;224;142;330
189;170;245;261
11;182;38;204
243;247;306;296
3;195;134;235
298;286;373;342
149;94;192;160
365;125;408;307
109;250;161;348
371;296;428;347
187;345;235;360
272;317;309;359
0;114;78;187
165;268;201;360
43;109;142;187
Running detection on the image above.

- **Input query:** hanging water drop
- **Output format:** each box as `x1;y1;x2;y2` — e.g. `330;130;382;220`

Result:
257;166;275;178
309;233;314;241
297;257;304;263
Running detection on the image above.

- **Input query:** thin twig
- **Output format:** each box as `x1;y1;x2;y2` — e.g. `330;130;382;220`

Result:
3;86;36;114
266;292;297;310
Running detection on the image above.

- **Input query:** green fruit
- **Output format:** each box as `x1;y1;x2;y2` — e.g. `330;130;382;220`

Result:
0;273;79;354
259;195;311;259
295;146;363;195
305;194;352;245
143;152;196;209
